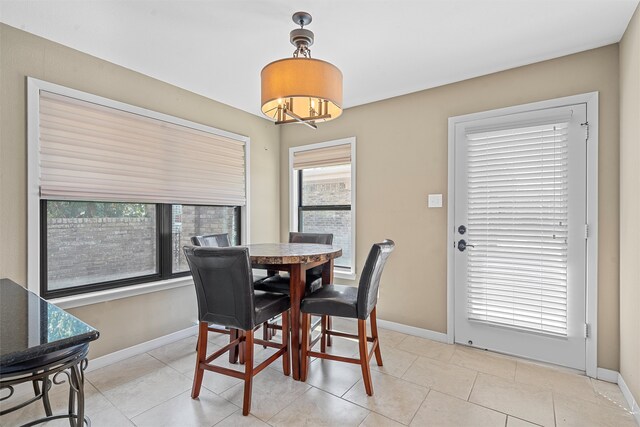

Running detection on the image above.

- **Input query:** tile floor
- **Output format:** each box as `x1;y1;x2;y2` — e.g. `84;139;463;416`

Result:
1;318;637;427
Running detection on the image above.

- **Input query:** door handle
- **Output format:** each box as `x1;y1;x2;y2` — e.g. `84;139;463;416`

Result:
458;239;475;252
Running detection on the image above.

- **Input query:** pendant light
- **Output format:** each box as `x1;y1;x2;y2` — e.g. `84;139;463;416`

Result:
261;12;343;129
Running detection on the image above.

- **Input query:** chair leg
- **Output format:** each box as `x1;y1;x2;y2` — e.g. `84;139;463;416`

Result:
300;313;311;382
262;322;269;348
229;329;239;363
370;307;383;366
242;329;254;416
326;316;333;346
320;315;327;353
191;322;208;398
358;319;374;396
238;330;246;365
282;310;291;376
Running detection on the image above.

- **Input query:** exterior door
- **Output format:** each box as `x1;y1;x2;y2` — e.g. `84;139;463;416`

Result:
453;104;587;370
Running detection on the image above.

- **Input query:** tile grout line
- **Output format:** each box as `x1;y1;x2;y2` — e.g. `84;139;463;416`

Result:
211;409;244;426
337;378;407;424
552;390;558;427
405;388;431;426
466;370;479;402
263;384;314;424
94;352;193;422
359;369;431;426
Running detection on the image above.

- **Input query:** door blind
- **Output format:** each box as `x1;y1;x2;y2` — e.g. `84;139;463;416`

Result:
38;90;246;206
465;121;570;336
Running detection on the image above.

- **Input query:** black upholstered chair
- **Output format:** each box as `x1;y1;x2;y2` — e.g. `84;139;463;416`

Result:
191;231;270;354
184;246;290;416
254;232;334;295
299;240;395;395
190;232;242;361
191;232;266;282
254;232;334;344
190;233;231;247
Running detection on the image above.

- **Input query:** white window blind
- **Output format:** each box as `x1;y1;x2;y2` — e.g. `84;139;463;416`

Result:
465;121;570;336
38;90;246;206
292;143;351;170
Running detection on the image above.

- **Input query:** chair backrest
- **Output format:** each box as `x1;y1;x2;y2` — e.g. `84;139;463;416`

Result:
191;233;231;247
357;240;395;319
289;232;333;245
183;246;256;330
289;232;334;279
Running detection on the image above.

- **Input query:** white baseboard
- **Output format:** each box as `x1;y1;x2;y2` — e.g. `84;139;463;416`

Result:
618;373;640;426
597;367;620;383
377;318;449;343
85;325;198;373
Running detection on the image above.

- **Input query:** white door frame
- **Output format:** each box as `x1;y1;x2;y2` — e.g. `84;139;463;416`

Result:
446;92;599;377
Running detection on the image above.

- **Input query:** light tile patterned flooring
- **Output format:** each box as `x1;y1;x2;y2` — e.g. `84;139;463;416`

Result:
1;318;637;427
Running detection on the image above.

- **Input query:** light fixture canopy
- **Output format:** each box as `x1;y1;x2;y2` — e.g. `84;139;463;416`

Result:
261;11;343;129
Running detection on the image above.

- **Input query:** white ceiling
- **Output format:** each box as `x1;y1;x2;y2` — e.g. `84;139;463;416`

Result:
1;0;638;118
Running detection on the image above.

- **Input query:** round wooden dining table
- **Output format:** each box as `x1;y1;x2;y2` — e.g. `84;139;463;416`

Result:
245;243;342;380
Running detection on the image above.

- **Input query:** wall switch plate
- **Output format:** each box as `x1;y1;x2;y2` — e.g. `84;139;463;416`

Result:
428;194;443;208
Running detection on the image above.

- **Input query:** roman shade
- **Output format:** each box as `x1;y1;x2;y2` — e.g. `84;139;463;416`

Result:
38;90;246;206
292;143;351;170
465;121;570;336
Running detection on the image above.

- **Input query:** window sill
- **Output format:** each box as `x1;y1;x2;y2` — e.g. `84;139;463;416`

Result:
334;269;356;281
49;276;194;309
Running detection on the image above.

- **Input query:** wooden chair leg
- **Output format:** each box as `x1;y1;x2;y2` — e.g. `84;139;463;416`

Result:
238;330;246;365
320;315;327;353
242;329;254;416
370;307;383;366
300;313;311;382
358;319;374;396
262;321;269;348
282;310;291;376
229;328;239;363
326;316;333;346
191;322;208;398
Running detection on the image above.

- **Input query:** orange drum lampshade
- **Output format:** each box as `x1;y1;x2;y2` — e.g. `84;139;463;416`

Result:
260;12;343;128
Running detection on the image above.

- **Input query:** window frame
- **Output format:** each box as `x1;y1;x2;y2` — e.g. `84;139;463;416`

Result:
297;169;352;269
289;137;356;279
27;78;251;304
39;202;241;300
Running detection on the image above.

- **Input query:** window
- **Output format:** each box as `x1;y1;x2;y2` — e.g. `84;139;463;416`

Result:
298;165;352;269
290;138;356;276
171;204;240;273
28;78;248;298
44;201;158;293
42;201;240;298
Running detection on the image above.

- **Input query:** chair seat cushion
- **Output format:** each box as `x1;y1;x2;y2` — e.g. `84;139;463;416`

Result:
254;274;322;295
300;285;358;318
254;290;291;325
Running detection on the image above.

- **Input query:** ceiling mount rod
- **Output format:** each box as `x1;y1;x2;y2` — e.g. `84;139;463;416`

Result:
276;108;318;129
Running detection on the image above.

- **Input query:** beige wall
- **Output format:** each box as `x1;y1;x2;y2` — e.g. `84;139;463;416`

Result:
619;4;640;404
280;45;621;370
0;22;628;373
0;24;281;358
